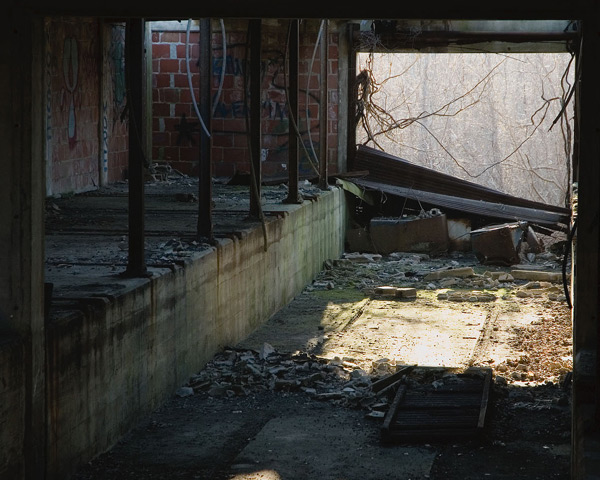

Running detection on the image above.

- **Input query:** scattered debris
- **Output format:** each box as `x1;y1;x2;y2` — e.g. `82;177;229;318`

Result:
424;266;475;281
511;269;564;283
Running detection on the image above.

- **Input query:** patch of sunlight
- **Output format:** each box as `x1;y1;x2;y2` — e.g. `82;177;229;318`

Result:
229;470;282;480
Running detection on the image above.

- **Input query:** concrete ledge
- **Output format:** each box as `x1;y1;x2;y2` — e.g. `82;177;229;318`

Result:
44;187;346;478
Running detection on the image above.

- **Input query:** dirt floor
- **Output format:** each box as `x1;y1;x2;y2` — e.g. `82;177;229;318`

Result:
46;174;573;479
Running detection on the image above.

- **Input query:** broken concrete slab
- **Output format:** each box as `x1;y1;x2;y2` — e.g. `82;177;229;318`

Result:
396;287;417;299
484;271;515;282
374;286;417;299
374;286;398;296
344;252;382;263
511;269;564;283
424;266;475;281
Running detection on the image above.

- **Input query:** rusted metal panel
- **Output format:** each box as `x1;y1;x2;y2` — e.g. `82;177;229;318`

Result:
352;178;568;229
370;214;449;254
471;222;526;265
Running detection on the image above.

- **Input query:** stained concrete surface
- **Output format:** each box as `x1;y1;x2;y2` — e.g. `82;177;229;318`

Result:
55;177;571;479
72;254;571;480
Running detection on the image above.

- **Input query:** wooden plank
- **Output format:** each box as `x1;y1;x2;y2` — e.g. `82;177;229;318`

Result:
381;384;407;436
371;365;415;393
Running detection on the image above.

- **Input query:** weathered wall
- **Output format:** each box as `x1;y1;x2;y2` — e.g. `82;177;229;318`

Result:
100;22;129;184
151;19;340;179
45;17;101;196
45;187;346;479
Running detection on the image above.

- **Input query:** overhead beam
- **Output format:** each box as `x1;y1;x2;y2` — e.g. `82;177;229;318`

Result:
21;2;591;21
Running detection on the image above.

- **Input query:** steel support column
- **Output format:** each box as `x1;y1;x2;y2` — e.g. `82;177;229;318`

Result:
197;18;213;240
346;22;358;171
124;18;147;277
318;20;329;190
284;19;301;204
249;19;262;218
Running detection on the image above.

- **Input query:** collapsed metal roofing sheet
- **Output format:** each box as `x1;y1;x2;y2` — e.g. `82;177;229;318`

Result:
352;145;570;228
354;145;570;216
352;178;569;228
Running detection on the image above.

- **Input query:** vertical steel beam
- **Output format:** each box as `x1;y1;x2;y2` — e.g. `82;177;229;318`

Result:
346;22;358;171
284;19;301;204
572;11;600;478
249;19;262;218
318;20;329;190
124;19;147;277
197;18;213;240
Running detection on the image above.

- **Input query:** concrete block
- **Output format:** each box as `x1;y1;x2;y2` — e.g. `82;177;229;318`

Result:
511;270;564;283
395;287;417;298
375;286;398;296
424;267;475;281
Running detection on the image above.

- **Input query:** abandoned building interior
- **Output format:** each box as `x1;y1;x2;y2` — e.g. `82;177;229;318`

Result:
3;2;600;479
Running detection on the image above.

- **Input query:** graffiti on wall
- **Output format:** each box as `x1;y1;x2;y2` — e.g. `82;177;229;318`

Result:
108;25;126;111
102;102;109;174
102;25;126;176
211;48;291;122
62;37;79;148
212;53;245;78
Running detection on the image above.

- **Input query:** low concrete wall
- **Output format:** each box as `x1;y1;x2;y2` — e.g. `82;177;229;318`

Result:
0;336;25;479
45;187;346;478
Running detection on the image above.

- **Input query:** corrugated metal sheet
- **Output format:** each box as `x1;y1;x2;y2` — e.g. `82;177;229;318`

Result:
354;145;570;216
352;178;569;228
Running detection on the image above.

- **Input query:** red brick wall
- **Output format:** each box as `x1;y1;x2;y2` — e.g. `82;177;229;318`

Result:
45;17;101;195
101;23;129;184
151;19;339;180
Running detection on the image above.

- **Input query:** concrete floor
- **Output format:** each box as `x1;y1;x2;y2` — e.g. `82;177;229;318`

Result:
50;178;571;479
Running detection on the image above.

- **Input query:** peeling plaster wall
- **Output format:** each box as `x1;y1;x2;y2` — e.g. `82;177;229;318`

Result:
44;188;346;479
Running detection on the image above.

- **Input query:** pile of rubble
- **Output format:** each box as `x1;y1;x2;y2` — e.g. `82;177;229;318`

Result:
176;343;419;417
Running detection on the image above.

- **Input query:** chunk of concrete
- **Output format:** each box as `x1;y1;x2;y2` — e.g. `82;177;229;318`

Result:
424;267;475;281
375;286;398;296
511;270;564;283
396;287;417;299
